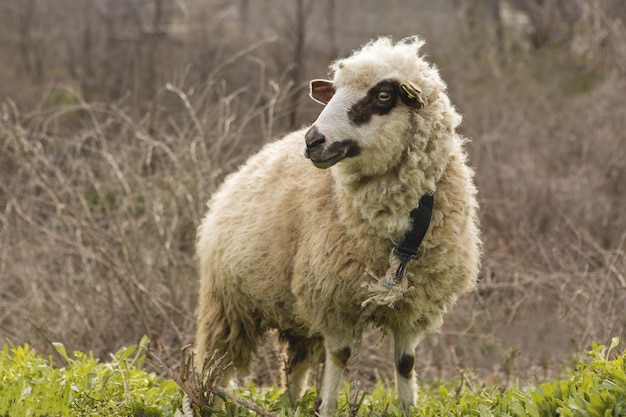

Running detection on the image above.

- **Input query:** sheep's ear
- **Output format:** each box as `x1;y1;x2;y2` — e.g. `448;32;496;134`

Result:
399;81;424;110
310;79;335;105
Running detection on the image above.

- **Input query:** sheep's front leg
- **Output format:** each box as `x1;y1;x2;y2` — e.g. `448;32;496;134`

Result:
393;329;421;409
318;334;351;417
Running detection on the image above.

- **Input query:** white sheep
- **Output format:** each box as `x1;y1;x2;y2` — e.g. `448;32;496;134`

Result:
195;36;481;416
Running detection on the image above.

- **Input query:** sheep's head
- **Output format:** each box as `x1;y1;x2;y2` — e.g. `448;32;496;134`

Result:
302;36;450;177
304;77;424;174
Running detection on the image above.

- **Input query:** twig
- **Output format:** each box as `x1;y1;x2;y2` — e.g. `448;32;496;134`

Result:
347;303;377;417
146;342;279;417
213;386;278;417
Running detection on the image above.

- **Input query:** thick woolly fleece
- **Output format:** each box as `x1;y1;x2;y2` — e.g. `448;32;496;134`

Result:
195;36;481;412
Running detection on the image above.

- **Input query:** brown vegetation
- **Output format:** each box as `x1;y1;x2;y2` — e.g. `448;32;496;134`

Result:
1;0;624;388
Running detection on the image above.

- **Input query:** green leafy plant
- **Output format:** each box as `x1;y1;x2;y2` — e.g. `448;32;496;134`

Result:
0;336;181;417
415;337;625;417
1;337;624;417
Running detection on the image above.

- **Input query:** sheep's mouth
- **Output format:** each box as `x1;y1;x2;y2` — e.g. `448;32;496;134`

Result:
309;153;346;169
305;140;361;169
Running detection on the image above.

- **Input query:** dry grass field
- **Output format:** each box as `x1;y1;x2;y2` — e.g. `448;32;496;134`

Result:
1;0;624;388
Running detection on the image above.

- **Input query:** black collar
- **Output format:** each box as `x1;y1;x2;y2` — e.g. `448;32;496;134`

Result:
392;192;434;282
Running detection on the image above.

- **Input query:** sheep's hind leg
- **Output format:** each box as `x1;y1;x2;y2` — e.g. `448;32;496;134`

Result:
196;302;258;406
280;332;324;402
393;329;421;409
318;333;351;417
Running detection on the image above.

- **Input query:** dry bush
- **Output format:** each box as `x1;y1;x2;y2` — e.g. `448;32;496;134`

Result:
418;36;626;382
0;71;284;358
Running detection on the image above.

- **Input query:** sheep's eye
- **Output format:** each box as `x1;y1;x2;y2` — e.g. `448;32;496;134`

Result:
377;91;392;102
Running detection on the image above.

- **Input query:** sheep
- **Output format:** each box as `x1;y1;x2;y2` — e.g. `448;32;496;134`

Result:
195;36;481;416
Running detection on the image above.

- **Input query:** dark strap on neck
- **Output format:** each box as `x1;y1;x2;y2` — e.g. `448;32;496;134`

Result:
393;192;434;282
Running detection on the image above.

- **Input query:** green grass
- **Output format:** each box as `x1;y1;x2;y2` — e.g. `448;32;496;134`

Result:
1;337;624;417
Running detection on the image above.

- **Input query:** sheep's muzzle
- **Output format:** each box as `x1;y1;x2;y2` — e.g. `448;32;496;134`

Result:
304;126;360;169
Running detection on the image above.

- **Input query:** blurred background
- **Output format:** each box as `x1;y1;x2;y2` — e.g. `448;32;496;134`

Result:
1;0;624;387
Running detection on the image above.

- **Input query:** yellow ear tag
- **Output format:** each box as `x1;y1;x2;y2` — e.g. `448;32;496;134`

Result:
401;84;415;99
400;81;424;109
401;82;420;100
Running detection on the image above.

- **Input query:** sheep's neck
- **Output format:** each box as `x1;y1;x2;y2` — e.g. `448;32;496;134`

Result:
332;144;447;243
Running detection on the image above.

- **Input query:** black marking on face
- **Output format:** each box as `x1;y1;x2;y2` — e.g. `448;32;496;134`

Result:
348;80;400;125
396;353;415;379
331;346;351;368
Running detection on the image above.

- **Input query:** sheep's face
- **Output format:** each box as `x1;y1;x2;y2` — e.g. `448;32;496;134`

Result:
304;78;423;175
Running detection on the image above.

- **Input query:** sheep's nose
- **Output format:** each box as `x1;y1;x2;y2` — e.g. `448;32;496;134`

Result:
304;126;326;155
